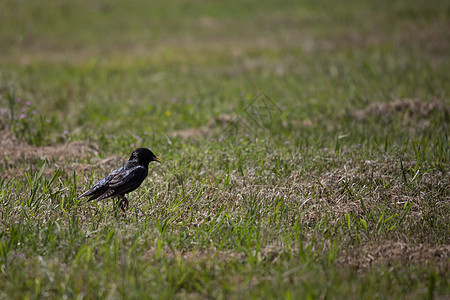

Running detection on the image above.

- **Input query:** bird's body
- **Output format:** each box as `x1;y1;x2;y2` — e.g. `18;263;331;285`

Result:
77;148;162;211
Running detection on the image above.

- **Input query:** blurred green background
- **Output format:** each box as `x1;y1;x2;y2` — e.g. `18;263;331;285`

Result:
1;0;447;149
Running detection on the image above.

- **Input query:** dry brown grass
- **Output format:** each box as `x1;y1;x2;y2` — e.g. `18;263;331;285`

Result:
168;114;236;139
0;129;108;180
338;241;449;271
351;99;449;121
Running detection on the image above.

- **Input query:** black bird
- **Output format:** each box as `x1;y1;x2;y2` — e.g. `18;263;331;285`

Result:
77;148;162;211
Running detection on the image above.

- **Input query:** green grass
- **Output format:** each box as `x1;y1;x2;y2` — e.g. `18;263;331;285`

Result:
0;0;449;298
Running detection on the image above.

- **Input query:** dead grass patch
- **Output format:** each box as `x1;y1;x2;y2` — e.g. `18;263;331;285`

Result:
146;238;450;272
338;241;449;271
1;129;100;179
168;114;235;139
351;99;449;121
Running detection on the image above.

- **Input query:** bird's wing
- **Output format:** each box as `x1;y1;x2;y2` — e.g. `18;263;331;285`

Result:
107;165;148;196
77;166;124;199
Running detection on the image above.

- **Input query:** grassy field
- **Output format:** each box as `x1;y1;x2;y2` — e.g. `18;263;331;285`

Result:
0;0;449;298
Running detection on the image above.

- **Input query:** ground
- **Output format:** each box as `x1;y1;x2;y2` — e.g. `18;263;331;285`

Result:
0;0;449;299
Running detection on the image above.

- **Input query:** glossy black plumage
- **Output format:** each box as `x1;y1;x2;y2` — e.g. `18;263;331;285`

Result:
77;148;162;211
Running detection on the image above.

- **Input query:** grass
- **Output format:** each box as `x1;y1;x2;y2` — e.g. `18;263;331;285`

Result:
0;0;449;298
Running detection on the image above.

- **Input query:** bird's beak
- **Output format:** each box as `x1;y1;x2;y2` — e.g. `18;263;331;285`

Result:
154;156;163;164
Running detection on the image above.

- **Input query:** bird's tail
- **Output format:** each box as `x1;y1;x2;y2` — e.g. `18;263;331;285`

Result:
76;190;90;200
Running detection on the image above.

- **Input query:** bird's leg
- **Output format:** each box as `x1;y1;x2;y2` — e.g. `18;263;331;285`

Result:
118;195;129;212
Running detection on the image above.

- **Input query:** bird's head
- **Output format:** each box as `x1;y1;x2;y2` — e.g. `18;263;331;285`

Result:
129;148;163;166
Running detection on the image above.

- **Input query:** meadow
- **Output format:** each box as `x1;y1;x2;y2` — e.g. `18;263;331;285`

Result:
0;0;449;298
